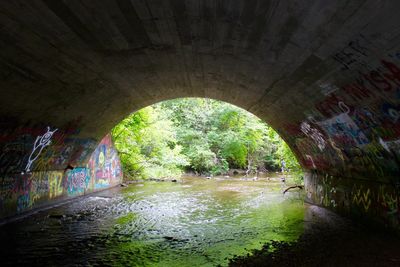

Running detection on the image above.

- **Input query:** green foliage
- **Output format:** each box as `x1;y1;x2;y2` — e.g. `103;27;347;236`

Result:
112;106;189;180
275;139;303;183
186;143;216;174
221;138;247;168
112;98;302;181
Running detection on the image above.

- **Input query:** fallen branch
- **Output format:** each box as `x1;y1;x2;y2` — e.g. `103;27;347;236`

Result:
283;185;304;194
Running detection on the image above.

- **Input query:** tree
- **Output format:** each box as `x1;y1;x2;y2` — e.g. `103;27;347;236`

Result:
112;106;189;180
112;98;302;181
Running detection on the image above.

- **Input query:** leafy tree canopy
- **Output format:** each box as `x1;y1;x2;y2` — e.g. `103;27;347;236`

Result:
112;98;302;181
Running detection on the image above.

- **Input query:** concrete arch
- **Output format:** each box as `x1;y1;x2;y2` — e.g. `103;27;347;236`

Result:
0;1;399;230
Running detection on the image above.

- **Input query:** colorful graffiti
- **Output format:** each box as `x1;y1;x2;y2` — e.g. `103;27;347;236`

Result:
48;172;63;199
15;174;32;213
0;130;122;219
285;47;400;179
29;174;49;207
88;134;122;189
318;109;369;148
66;168;90;196
0;172;61;214
258;37;400;231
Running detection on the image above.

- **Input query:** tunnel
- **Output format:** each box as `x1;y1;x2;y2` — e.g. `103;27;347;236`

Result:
0;0;399;240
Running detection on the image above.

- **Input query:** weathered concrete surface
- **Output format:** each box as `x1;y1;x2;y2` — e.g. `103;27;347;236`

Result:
0;134;122;220
305;171;400;230
0;1;399;229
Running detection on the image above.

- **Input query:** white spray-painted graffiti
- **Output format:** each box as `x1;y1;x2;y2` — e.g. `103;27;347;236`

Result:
300;121;326;151
23;127;58;173
305;154;316;168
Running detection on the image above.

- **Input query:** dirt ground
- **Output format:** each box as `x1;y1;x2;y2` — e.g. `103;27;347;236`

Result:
228;205;400;267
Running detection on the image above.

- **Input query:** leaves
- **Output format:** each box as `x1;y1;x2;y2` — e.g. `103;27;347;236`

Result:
112;98;302;180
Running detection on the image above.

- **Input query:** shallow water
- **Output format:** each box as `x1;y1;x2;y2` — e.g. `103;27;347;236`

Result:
0;174;306;266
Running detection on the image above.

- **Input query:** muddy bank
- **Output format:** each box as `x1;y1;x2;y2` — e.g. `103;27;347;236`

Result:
228;205;400;267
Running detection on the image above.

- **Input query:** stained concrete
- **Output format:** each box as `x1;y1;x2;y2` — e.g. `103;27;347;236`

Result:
0;1;399;230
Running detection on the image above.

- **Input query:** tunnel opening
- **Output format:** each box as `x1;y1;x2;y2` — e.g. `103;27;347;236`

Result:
0;97;306;266
110;97;303;185
1;0;400;265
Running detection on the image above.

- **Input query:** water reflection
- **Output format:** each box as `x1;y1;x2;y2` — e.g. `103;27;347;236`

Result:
0;174;305;266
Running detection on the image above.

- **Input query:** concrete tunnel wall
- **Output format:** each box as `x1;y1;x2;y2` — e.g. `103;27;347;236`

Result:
0;133;122;220
0;1;399;230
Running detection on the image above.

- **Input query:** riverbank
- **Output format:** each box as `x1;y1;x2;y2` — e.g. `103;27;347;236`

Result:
124;169;293;184
228;205;400;267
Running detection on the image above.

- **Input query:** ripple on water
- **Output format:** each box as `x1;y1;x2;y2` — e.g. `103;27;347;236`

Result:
0;175;306;267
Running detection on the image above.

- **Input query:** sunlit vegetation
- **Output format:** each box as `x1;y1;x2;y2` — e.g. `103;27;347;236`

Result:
112;98;302;181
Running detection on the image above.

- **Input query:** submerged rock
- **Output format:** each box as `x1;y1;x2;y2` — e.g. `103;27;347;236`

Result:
48;214;65;219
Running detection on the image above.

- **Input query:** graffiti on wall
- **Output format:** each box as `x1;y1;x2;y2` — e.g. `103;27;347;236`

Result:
332;34;371;71
49;172;63;199
24;127;58;173
88;134;122;189
0;142;25;177
29;174;49;207
317;105;369;148
0;119;98;176
0;125;122;219
351;185;372;212
306;172;400;230
66;168;90;196
0;176;15;208
284;37;400;178
15;174;32;213
0;171;63;214
300;122;326;151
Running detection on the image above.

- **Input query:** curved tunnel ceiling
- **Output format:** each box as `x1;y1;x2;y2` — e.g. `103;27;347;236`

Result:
0;1;399;183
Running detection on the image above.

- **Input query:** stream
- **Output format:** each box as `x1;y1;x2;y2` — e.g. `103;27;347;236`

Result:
0;174;306;266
